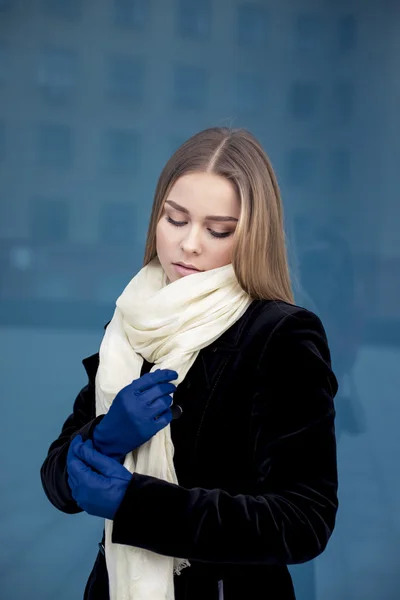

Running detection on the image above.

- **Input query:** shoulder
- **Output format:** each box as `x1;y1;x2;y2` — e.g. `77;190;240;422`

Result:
251;301;335;385
246;300;333;369
245;299;326;344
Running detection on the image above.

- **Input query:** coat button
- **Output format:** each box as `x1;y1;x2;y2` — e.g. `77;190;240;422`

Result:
171;404;183;420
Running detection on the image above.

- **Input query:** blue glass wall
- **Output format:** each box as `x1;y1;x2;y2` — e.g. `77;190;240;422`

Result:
1;1;399;598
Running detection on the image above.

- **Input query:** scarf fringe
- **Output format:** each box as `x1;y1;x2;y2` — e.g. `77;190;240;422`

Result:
174;559;191;576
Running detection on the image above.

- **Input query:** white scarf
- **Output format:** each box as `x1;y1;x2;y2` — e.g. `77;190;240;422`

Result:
95;257;252;600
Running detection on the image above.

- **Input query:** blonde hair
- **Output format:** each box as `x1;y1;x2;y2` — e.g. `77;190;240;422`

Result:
143;127;294;303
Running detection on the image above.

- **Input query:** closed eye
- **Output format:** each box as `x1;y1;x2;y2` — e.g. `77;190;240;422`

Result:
166;216;233;239
167;216;186;227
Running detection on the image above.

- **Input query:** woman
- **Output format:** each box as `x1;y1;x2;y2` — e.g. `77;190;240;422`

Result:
40;127;338;600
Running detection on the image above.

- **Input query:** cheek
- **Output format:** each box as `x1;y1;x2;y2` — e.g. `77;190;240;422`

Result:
156;221;166;244
208;238;235;268
156;221;174;256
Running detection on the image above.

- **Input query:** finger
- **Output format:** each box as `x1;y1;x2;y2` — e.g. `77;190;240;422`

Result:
68;475;79;500
144;382;176;405
133;370;178;392
69;434;83;452
68;469;79;490
147;396;173;419
83;438;94;450
70;434;90;460
76;440;131;481
67;436;86;485
67;453;91;486
154;406;173;426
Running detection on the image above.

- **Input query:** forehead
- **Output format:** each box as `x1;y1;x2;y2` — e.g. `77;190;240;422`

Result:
167;172;240;216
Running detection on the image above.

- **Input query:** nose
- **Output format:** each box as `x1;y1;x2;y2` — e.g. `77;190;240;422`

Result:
180;225;201;255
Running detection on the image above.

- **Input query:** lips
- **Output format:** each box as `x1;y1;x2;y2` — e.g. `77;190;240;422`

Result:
174;262;202;272
172;263;203;277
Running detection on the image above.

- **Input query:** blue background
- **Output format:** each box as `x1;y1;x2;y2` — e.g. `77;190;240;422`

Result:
1;1;399;598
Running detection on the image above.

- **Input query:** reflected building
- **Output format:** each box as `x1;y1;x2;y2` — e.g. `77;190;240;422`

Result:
0;0;398;343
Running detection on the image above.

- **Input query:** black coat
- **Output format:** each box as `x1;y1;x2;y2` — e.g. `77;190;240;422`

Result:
40;300;338;600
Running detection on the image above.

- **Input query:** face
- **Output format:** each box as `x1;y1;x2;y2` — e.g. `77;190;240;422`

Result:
156;172;240;283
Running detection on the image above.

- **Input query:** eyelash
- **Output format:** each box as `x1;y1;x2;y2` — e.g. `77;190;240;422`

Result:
166;216;233;239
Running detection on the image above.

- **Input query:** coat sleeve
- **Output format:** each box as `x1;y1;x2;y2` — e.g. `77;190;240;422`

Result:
40;377;104;515
111;309;339;566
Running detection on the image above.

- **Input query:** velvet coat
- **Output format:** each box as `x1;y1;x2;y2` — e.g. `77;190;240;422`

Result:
40;299;338;600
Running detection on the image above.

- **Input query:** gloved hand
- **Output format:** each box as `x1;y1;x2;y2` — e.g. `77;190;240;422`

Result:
92;369;178;461
67;435;132;520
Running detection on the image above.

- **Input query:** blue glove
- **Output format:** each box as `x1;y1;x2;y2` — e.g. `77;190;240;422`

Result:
92;369;178;461
67;435;132;520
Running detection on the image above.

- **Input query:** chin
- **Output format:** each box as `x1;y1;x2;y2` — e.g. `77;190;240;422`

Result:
164;266;179;283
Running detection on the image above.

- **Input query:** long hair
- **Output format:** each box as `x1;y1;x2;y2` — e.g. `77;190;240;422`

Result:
143;127;294;303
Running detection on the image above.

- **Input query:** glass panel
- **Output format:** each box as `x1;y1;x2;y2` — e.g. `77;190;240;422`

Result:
1;4;399;600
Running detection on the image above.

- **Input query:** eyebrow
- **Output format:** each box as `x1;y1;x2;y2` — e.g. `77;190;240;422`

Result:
165;200;239;222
